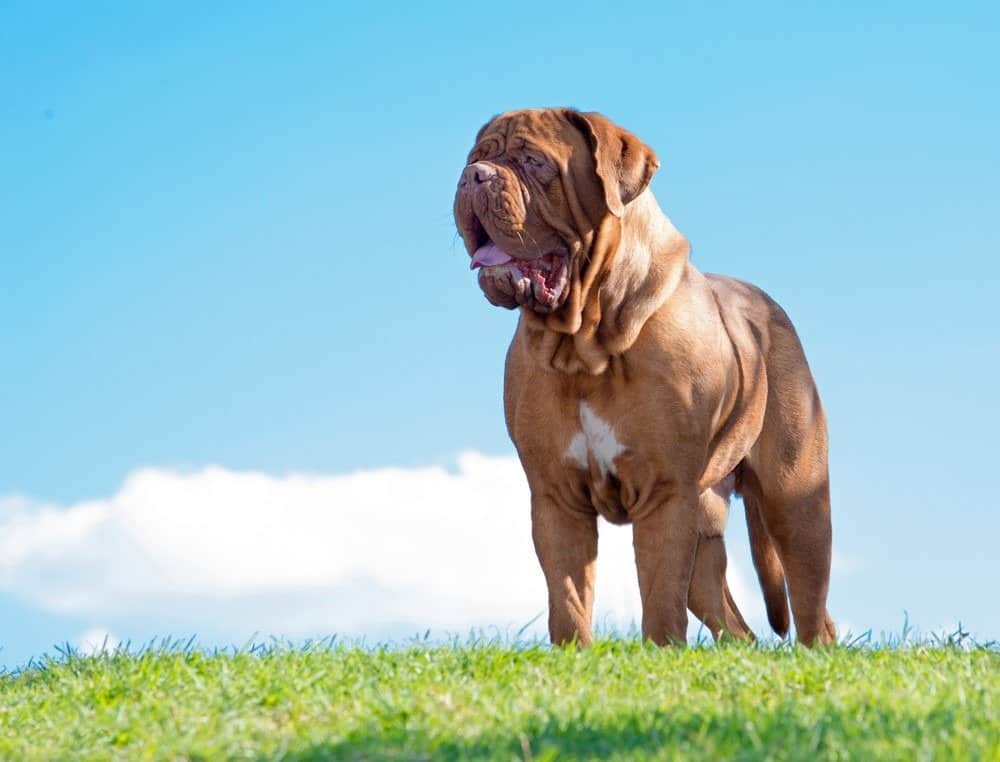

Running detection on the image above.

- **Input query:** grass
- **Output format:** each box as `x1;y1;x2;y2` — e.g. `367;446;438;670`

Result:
1;636;998;761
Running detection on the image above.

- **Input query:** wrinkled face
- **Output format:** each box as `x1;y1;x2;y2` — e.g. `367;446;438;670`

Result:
453;111;585;313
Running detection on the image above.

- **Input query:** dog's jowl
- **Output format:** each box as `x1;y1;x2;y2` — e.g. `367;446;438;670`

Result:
454;108;835;646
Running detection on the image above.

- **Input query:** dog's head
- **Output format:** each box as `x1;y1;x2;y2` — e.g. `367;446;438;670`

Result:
453;108;659;316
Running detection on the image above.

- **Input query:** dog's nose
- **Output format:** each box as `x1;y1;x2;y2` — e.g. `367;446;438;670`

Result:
460;162;497;187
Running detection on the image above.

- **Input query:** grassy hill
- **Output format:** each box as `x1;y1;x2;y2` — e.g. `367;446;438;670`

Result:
1;638;997;760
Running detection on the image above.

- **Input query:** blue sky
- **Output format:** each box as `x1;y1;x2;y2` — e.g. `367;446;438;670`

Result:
1;2;998;667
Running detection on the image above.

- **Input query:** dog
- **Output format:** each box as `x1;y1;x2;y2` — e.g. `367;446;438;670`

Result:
453;108;835;646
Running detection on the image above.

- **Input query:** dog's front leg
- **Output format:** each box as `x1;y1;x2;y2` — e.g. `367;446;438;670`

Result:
531;493;598;646
632;490;700;645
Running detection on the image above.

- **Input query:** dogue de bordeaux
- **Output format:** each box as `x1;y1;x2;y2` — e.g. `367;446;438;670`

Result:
453;108;835;646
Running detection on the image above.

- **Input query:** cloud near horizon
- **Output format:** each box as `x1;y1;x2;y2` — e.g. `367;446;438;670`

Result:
0;453;767;641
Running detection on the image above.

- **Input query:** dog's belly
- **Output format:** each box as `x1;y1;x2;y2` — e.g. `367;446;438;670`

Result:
562;401;736;526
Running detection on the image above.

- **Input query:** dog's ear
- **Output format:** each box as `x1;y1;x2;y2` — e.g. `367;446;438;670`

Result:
566;110;659;217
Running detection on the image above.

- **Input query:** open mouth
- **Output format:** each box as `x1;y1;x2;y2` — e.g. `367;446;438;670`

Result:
469;240;570;313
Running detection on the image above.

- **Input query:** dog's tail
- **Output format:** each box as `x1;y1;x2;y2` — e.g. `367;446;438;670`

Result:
743;493;790;638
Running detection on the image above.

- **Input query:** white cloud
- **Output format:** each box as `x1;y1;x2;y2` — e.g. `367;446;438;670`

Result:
0;453;766;641
77;626;119;656
832;550;862;576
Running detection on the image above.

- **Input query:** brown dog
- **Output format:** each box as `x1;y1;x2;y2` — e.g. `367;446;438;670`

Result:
453;109;835;646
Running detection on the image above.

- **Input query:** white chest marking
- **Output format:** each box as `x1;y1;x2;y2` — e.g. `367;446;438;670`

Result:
565;402;626;477
567;432;589;470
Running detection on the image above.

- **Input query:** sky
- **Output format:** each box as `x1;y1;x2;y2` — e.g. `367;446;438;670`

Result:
1;2;998;668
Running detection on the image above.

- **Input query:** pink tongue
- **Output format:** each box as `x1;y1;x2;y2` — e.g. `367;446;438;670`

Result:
470;243;514;270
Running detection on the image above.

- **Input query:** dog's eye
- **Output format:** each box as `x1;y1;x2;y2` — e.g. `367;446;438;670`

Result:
517;152;557;183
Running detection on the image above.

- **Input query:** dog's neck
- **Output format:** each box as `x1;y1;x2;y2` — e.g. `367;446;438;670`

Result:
522;190;690;375
598;190;689;353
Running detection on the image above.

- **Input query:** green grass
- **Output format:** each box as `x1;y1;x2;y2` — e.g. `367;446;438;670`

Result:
1;638;997;761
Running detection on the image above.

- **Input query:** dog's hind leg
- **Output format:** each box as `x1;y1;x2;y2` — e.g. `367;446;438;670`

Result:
742;371;836;645
741;467;835;645
687;484;754;641
742;487;791;638
688;534;754;641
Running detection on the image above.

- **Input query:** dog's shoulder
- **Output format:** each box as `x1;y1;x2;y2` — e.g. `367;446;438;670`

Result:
704;273;795;332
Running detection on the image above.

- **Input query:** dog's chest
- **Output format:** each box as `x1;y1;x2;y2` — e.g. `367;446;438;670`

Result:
560;400;637;523
565;402;626;479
